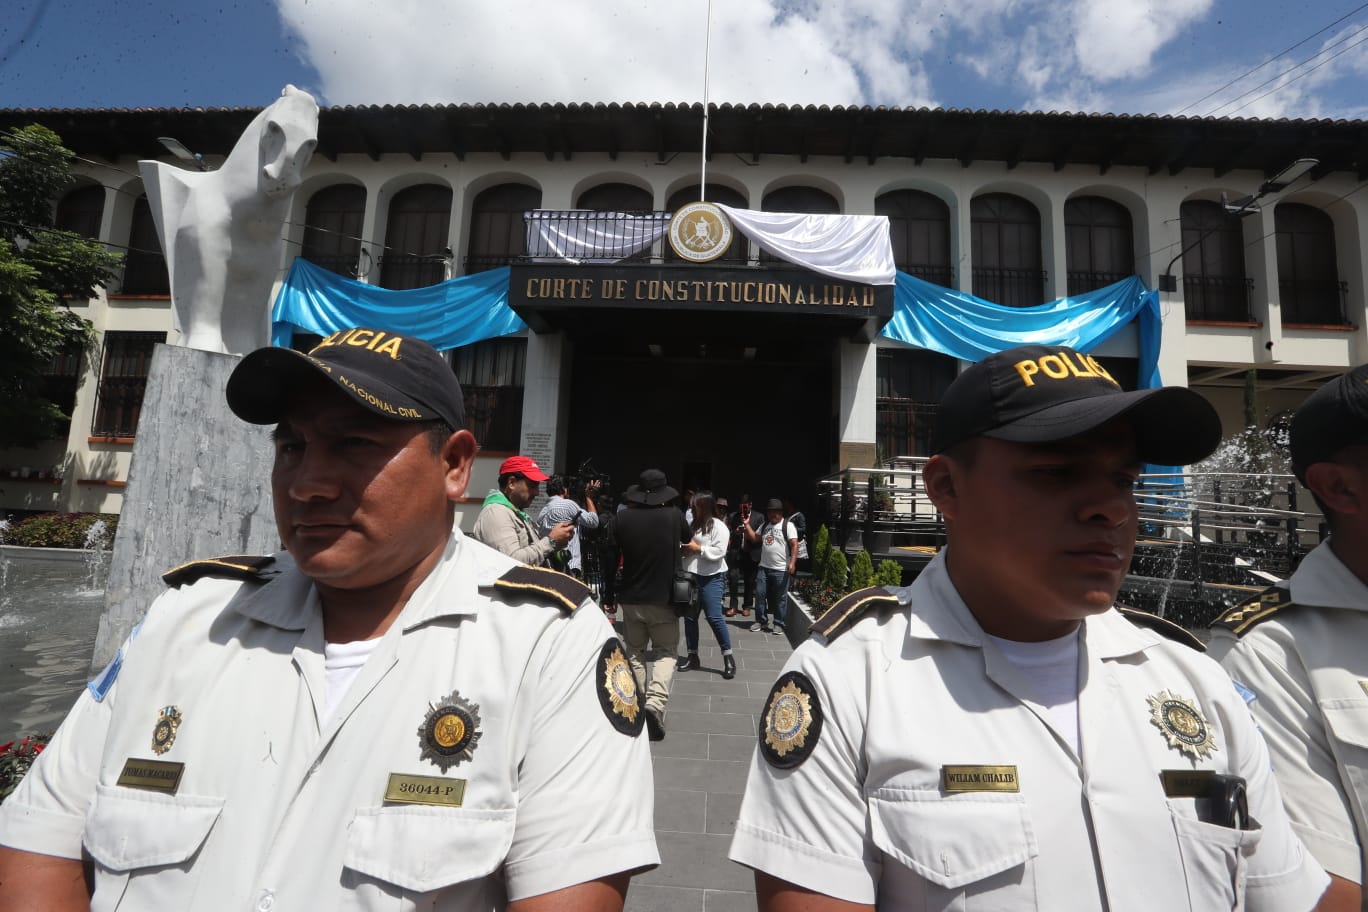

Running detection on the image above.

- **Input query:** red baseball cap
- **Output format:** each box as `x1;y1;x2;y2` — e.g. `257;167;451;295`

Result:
498;455;549;482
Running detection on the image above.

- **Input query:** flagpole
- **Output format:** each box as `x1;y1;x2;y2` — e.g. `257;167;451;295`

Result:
699;0;712;201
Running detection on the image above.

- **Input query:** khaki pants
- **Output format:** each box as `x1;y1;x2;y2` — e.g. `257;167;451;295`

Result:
621;602;679;715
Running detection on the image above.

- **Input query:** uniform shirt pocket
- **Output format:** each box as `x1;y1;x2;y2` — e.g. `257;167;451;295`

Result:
1169;809;1263;911
1321;701;1368;817
343;805;516;894
1321;700;1368;750
82;783;225;871
868;787;1038;906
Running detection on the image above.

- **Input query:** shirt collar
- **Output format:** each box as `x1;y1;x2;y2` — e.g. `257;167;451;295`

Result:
230;529;483;632
1289;539;1368;611
399;528;483;630
901;548;1163;659
900;551;988;647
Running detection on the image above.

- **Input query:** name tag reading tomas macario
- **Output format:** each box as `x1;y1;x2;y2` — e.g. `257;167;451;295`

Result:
384;773;467;807
117;758;185;794
942;764;1020;793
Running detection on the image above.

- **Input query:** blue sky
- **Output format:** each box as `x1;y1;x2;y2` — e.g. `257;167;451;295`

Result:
2;0;1366;119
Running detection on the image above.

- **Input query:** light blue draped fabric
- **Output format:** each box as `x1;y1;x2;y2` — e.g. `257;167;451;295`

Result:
882;273;1162;389
270;258;527;350
882;272;1180;474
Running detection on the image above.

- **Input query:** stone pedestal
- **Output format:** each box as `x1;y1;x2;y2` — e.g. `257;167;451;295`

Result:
91;345;278;670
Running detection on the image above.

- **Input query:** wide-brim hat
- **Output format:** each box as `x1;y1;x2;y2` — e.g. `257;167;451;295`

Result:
932;344;1221;466
227;328;465;430
623;468;679;505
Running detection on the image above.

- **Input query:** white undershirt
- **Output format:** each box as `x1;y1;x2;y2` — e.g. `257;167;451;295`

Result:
986;628;1081;754
322;638;382;722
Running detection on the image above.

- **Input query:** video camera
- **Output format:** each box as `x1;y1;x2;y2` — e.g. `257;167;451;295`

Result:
567;457;611;505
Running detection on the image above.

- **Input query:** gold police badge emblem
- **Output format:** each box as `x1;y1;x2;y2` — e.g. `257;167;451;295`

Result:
419;691;482;772
667;201;733;263
1147;690;1217;761
760;671;823;769
596;639;645;736
151;705;182;755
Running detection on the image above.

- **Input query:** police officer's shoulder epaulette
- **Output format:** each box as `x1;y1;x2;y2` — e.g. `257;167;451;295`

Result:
1117;605;1206;652
484;565;592;614
1210;586;1300;637
810;586;901;642
161;554;278;589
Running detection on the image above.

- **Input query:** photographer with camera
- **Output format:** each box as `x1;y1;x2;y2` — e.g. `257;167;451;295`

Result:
471;455;575;567
536;474;602;578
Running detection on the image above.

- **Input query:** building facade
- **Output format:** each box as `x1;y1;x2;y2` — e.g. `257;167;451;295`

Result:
2;102;1365;519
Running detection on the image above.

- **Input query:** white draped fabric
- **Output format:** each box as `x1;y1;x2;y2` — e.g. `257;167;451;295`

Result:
524;210;671;263
717;204;896;286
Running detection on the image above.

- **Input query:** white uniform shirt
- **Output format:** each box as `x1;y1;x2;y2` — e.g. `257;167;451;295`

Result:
729;551;1327;911
0;529;658;911
1208;539;1368;887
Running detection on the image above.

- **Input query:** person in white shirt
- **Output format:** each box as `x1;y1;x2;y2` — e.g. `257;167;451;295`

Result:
0;328;658;912
1208;363;1368;912
535;474;601;576
741;498;798;635
678;491;736;680
729;343;1330;911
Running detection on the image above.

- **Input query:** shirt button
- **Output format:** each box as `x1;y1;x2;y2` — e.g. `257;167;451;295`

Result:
256;890;275;912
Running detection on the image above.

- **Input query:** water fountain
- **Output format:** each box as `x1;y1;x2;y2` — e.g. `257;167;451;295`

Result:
0;523;111;740
82;519;110;593
0;518;10;612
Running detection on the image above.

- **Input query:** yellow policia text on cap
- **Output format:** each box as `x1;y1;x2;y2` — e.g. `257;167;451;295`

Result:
1013;350;1118;389
312;328;405;360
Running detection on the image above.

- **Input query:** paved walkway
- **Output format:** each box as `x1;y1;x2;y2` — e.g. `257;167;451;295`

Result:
619;614;796;912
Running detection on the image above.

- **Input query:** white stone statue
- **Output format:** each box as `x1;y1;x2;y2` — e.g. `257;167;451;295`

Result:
139;85;319;355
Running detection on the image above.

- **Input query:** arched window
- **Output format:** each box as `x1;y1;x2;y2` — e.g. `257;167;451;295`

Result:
762;186;838;214
1277;203;1343;325
876;348;958;457
122;194;169;296
1065;196;1134;295
665;184;748;263
577;182;652;212
877;189;951;287
301;184;365;277
380;184;452;290
1179;200;1250;322
761;186;838;263
55;185;105;240
466;183;541;273
971;193;1044;307
575;183;655;261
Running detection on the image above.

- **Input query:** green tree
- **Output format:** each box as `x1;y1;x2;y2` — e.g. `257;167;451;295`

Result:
0;125;120;447
850;549;874;590
811;524;831;581
875;559;904;588
823;550;849;594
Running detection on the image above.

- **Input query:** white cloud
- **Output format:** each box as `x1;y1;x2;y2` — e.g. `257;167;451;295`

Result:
273;0;1364;119
276;0;863;106
1072;0;1214;82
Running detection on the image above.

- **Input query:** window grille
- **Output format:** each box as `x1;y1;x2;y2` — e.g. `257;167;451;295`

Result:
91;331;165;436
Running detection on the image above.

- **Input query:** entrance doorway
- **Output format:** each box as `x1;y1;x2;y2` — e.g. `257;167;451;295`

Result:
563;320;836;519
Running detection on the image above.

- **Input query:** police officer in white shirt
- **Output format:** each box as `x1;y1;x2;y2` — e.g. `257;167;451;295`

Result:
729;343;1331;911
0;327;658;911
1209;363;1368;912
